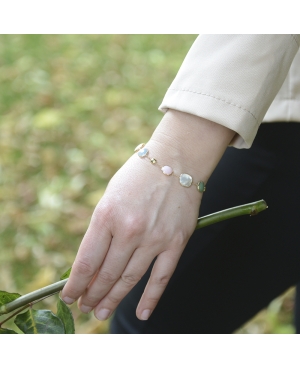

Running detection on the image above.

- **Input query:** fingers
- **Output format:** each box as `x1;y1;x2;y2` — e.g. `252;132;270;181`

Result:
77;236;139;312
61;218;112;304
89;247;157;321
136;249;181;320
91;249;181;321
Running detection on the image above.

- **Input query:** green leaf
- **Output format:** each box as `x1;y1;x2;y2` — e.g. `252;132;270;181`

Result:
14;309;65;334
60;267;72;280
0;291;21;308
57;297;75;334
0;328;18;334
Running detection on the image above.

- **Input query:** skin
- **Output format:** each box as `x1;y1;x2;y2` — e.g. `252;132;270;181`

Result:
61;109;236;321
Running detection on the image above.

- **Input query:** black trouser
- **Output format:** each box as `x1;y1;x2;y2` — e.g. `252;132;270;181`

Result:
110;123;300;334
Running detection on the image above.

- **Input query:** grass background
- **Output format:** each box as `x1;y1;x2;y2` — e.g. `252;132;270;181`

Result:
0;34;295;334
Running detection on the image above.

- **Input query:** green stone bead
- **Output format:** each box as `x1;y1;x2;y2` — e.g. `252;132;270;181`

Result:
197;181;206;193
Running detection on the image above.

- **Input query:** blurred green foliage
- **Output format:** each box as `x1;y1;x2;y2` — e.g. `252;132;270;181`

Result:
0;35;295;334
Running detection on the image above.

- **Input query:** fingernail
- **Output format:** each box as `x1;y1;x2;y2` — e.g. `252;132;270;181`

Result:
141;309;151;320
62;296;75;304
80;305;92;313
96;308;111;321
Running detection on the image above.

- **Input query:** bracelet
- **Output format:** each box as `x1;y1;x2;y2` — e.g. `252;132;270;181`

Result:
134;143;206;193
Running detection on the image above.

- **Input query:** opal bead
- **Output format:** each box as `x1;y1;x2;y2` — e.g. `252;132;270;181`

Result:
161;166;173;175
179;173;193;187
138;147;149;157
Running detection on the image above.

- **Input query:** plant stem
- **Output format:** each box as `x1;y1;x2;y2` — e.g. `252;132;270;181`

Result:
196;199;267;229
0;279;68;315
0;199;268;316
0;291;62;326
0;305;29;327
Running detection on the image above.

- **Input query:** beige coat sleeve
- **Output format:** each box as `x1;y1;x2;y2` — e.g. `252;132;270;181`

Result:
159;34;300;148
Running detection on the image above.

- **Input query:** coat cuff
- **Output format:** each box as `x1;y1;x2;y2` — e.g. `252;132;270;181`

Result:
159;88;258;149
158;35;300;149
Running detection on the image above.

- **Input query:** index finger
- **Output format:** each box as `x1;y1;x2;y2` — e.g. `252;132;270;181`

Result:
61;221;112;304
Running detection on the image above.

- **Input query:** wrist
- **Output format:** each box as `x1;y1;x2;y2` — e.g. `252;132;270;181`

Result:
149;109;235;182
134;141;206;196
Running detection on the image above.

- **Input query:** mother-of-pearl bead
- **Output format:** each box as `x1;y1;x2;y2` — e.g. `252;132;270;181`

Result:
179;173;193;187
161;166;173;175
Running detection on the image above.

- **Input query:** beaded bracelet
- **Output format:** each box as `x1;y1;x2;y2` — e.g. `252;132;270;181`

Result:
134;143;206;193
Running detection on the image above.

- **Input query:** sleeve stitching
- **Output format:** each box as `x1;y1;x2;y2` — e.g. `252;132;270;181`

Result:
168;88;258;123
291;35;300;48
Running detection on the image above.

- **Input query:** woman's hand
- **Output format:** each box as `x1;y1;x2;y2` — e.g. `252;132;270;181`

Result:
61;140;202;321
61;110;235;321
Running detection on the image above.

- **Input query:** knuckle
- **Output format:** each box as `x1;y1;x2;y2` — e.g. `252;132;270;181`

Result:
91;202;113;227
149;228;163;245
123;216;145;239
82;294;99;306
172;231;186;247
152;274;170;286
146;296;160;304
121;273;141;286
97;271;117;285
74;259;95;278
106;294;121;305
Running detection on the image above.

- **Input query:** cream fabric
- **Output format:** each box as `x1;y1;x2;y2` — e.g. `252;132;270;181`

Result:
159;35;300;148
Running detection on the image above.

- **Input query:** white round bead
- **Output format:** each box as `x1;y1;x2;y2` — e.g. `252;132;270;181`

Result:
179;174;193;187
